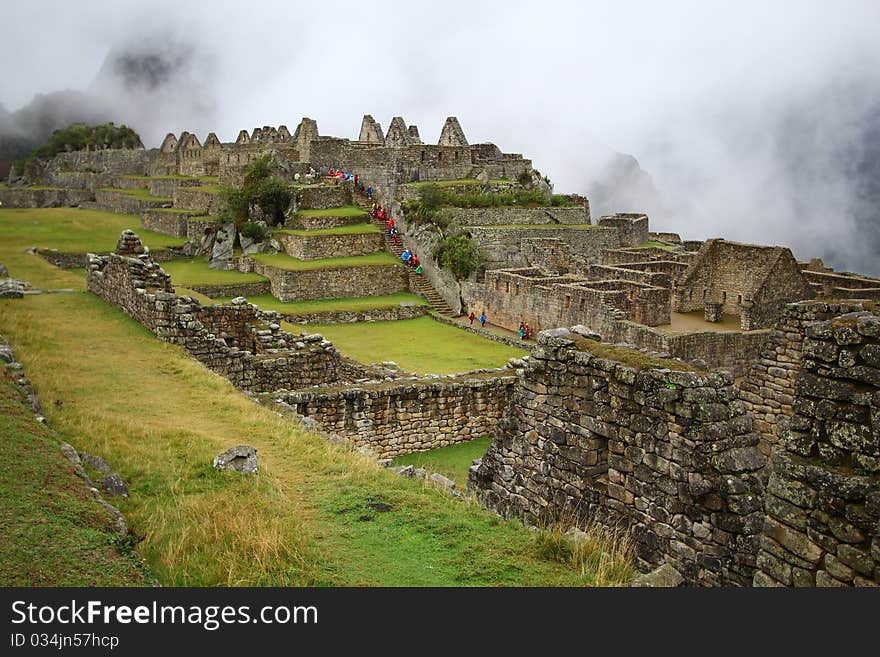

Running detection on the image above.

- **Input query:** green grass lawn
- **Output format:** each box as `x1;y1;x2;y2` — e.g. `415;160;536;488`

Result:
275;222;380;237
189;185;223;194
393;437;491;487
407;179;482;187
150;207;210;215
474;223;595;229
0;208;187;289
634;240;677;250
0;293;631;586
297;206;367;218
292;316;526;374
98;187;173;202
252;251;399;271
213;292;427;314
160;259;267;286
121;174;218;183
0;367;149;585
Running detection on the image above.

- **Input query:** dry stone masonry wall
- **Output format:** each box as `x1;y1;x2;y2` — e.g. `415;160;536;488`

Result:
284;371;516;458
753;310;880;587
470;327;768;585
86;231;388;393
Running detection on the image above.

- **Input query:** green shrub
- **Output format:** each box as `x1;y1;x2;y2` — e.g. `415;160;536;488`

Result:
517;170;533;186
255;177;292;226
241;222;268;241
432;232;484;280
221;187;250;225
243;154;276;195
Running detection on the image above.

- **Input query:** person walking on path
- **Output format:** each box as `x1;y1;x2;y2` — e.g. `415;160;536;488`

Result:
518;322;526;340
479;311;487;328
468;311;476;326
525;322;531;340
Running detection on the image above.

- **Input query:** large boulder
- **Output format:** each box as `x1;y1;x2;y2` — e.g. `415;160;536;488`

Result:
213;445;258;474
209;222;235;270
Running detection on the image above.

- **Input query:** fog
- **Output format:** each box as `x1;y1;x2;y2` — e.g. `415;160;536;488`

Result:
2;0;878;274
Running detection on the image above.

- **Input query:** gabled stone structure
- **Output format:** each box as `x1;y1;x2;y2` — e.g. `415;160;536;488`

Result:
358;115;385;145
438;116;468;147
385;116;411;148
673;239;814;330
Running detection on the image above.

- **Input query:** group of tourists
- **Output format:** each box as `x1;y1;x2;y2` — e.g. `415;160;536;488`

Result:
467;310;531;339
468;310;488;328
368;201;422;275
327;167;374;198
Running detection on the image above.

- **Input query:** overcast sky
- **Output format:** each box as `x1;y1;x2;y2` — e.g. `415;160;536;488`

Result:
2;0;879;272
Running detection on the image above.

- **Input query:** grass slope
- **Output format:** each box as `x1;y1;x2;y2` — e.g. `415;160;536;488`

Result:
160;259;267;286
274;223;380;237
0;367;147;586
296;206;367;218
392;438;492;487
213;292;428;315
0;294;630;586
0;208;187;290
252;251;399;271
294;316;526;374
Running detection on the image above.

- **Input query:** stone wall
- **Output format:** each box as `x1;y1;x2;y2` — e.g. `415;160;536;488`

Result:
283;371;516;458
276;231;383;260
293;185;351;210
183;281;271;299
294;213;370;230
451;206;589;227
739;301;869;454
252;261;409;302
172;187;223;215
0;187;94;208
85;231;391;393
141;209;208;238
471;226;623;270
31;149;149;189
278;304;428;325
673;239;814;331
470;328;768;586
149;178;203;198
753;310;880;587
94;190;170;215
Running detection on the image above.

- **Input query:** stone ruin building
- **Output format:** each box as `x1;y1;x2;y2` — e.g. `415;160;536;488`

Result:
2;112;878;588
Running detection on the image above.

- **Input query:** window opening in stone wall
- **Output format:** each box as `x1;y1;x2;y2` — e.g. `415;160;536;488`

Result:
579;298;586;311
565;295;571;308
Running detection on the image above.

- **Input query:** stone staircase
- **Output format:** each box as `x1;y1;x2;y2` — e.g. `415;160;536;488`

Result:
363;198;458;317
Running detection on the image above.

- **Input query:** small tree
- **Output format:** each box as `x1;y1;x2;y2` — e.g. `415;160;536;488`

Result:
243;154;276;195
255;177;292;226
433;232;485;280
221;186;250;227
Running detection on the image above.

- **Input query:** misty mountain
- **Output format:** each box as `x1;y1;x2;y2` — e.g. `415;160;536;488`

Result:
0;33;216;164
583;152;664;221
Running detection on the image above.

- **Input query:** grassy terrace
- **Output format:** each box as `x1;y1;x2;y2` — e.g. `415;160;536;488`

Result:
293;316;527;375
213;292;427;315
296;205;367;218
474;223;595;229
252;251;399;271
98;187;173;202
393;437;492;488
121;174;219;183
0;208;187;289
573;335;700;373
275;223;380;237
634;240;677;250
188;185;224;194
0;367;148;585
160;259;267;286
150;207;209;215
0;292;631;585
